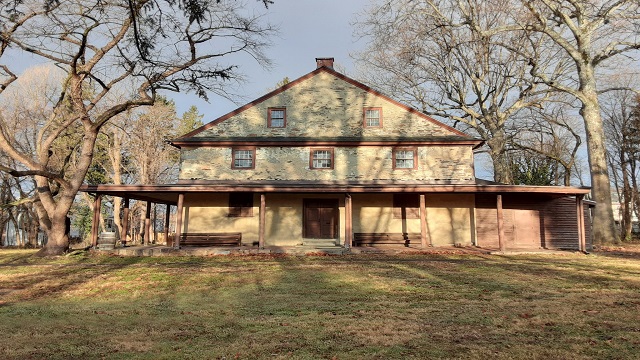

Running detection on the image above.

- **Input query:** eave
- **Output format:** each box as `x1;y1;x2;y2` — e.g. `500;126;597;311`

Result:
169;137;485;149
80;182;591;205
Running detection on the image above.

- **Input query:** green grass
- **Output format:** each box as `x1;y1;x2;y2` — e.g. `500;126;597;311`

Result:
1;249;639;359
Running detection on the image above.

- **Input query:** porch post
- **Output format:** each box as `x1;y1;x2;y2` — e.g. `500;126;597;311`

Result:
345;193;352;248
174;193;184;248
144;201;152;245
577;195;586;252
121;197;129;246
164;204;171;246
91;194;102;248
153;203;158;244
259;193;266;248
497;194;506;252
420;194;428;248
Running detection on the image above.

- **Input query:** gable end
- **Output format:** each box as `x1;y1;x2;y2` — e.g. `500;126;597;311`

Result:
176;66;472;140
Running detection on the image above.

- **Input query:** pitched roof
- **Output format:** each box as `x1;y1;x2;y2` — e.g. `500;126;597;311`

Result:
176;65;473;140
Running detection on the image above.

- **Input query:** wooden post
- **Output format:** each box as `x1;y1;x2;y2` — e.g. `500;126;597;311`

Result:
345;193;352;248
174;193;184;248
420;194;428;248
497;194;506;252
153;203;157;244
91;194;102;248
577;195;586;252
121;197;129;246
259;193;266;248
144;201;152;245
164;204;171;246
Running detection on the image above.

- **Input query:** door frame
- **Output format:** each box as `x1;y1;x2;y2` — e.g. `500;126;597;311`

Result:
302;198;339;239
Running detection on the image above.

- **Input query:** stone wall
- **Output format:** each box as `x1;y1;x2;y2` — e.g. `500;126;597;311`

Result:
194;71;459;138
179;145;475;183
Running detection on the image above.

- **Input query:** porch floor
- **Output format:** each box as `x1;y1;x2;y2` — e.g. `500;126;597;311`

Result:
91;244;576;257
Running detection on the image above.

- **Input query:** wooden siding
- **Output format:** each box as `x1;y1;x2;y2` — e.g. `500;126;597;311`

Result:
475;194;591;250
584;205;593;251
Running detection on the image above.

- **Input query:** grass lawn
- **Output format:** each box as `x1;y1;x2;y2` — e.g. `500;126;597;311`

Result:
0;248;639;359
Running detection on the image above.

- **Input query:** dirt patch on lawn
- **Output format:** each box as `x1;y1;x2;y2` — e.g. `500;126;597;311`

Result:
593;243;640;259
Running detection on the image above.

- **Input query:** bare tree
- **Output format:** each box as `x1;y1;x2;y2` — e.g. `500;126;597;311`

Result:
354;0;557;183
498;0;640;243
90;100;202;244
0;0;275;255
365;0;639;243
511;102;584;186
602;86;640;241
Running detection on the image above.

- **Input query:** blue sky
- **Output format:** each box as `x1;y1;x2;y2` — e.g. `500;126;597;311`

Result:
169;0;372;119
2;1;371;120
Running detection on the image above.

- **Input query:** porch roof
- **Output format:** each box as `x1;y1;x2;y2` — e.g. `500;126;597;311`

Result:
79;181;591;205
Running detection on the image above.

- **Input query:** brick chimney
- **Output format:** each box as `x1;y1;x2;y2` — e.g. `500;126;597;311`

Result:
316;57;334;69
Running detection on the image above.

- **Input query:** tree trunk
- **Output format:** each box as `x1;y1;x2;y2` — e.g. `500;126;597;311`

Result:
621;152;633;241
487;133;513;184
581;93;618;244
109;128;124;239
34;128;100;256
0;219;4;246
36;211;69;255
113;197;122;239
563;168;572;187
139;209;146;245
27;221;38;247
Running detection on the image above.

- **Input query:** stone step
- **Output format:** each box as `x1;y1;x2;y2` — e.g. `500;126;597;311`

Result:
284;247;347;255
302;239;339;247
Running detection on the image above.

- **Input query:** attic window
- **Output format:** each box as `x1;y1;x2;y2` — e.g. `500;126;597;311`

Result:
268;108;286;128
363;107;382;128
232;147;255;169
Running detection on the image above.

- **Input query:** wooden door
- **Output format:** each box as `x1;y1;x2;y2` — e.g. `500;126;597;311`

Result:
304;199;339;239
514;209;541;248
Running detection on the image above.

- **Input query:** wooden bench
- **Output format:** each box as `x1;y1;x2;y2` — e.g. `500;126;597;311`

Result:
353;233;422;247
179;233;242;247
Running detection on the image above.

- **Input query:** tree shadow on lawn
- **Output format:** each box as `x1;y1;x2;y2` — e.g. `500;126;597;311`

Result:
493;254;640;281
1;253;640;359
0;253;153;307
590;245;640;261
362;256;640;358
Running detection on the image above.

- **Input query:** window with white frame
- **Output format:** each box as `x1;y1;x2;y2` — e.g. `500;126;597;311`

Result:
310;149;334;169
232;148;255;169
393;148;416;169
363;107;382;127
268;108;286;128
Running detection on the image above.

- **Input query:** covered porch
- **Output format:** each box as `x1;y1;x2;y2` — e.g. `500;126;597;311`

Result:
79;181;593;253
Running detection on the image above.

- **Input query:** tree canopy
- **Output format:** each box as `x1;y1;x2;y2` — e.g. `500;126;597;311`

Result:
0;0;276;254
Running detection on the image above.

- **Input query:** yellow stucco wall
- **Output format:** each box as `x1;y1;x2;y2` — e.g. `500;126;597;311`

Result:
264;194;345;246
352;193;474;246
182;193;473;247
424;194;475;246
181;193;346;247
352;194;421;234
182;193;260;245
